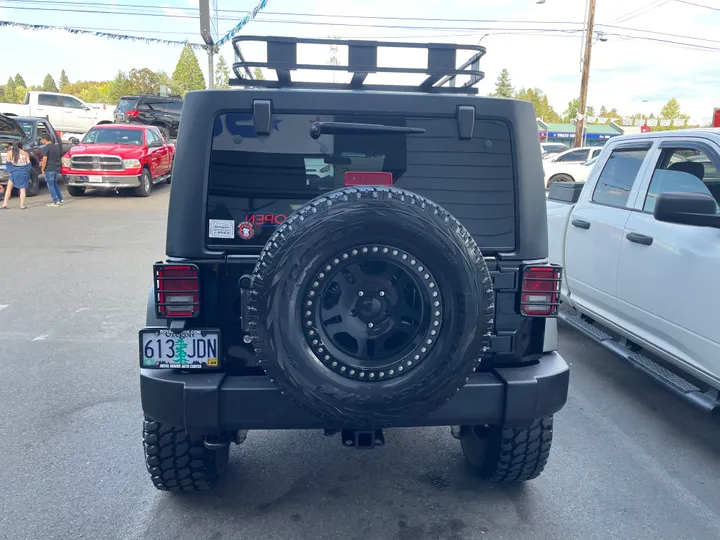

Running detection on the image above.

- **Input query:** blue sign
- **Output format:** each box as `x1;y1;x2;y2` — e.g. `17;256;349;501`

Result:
546;131;616;140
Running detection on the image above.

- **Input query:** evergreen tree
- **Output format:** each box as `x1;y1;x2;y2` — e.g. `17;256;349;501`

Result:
42;74;58;93
489;69;514;98
172;42;206;97
599;105;608;117
14;74;26;88
59;69;70;91
214;55;231;88
107;70;135;103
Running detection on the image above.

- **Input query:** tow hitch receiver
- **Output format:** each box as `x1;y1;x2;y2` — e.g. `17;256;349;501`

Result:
341;429;385;449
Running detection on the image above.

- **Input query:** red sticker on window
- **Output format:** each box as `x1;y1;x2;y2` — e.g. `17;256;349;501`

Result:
237;221;255;240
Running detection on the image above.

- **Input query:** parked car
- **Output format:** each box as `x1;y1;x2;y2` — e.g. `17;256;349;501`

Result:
113;94;183;140
0;91;113;139
61;124;174;197
546;128;720;414
543;155;599;188
138;36;569;492
0;114;69;196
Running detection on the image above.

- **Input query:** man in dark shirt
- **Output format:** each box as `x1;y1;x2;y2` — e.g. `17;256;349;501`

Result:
41;134;64;206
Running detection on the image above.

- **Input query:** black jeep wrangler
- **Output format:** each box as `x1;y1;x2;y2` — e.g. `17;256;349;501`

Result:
139;37;569;492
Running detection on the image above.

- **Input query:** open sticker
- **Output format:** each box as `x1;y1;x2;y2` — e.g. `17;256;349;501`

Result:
208;219;235;239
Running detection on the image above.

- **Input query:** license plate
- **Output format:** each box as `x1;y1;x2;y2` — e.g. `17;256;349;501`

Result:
88;175;103;183
139;329;220;369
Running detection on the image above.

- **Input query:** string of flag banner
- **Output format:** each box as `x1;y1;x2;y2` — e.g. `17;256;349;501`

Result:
583;116;690;127
0;21;205;49
214;0;270;49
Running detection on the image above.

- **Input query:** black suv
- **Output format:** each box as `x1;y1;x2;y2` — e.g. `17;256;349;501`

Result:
139;37;569;492
114;94;183;140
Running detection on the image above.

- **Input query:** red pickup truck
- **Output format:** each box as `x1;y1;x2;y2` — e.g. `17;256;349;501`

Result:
61;124;174;197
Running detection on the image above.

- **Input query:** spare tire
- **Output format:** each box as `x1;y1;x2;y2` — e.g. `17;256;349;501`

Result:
248;186;494;427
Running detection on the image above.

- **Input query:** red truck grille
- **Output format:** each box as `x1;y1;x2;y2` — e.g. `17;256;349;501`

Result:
70;155;124;171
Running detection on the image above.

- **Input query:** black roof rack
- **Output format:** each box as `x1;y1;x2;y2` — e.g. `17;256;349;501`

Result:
230;36;485;94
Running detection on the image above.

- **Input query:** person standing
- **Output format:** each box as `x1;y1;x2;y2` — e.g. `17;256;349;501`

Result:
41;134;64;207
1;141;31;209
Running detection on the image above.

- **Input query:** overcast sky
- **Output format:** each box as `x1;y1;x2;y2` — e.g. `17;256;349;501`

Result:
1;0;718;122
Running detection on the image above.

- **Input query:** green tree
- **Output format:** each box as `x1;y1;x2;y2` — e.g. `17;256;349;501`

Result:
174;338;188;364
599;105;608;117
128;68;160;94
253;67;265;81
514;87;561;122
562;98;580;122
215;55;231;88
6;77;16;99
14;74;26;88
172;42;206;97
0;86;5;103
42;74;58;92
660;97;682;120
12;86;27;103
59;69;70;91
586;105;595;117
107;70;135;103
489;68;514;98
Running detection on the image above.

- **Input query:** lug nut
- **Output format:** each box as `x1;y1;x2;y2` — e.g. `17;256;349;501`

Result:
368;322;374;328
358;291;364;297
378;291;385;297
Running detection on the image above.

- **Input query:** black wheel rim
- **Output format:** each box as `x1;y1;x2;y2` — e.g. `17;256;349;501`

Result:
302;244;443;382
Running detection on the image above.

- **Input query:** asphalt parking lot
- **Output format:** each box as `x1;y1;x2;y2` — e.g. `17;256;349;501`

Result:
2;184;720;540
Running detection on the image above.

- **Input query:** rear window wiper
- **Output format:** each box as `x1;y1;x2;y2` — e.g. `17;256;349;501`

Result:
310;122;425;139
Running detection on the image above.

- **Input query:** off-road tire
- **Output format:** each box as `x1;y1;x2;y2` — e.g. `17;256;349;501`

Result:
135;169;152;197
154;125;171;141
460;416;554;483
249;186;494;428
143;417;229;492
25;168;40;197
67;186;86;197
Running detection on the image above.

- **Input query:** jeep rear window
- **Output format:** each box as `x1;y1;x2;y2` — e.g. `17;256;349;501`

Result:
207;113;516;252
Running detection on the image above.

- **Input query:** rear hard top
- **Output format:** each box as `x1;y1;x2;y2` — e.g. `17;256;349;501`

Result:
166;39;548;261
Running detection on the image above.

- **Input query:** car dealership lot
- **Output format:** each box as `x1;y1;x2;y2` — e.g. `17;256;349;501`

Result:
1;186;720;540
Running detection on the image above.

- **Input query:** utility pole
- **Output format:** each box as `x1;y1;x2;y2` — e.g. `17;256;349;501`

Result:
574;0;596;148
199;0;215;88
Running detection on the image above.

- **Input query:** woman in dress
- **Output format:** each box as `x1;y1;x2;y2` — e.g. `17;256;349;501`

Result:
2;141;31;209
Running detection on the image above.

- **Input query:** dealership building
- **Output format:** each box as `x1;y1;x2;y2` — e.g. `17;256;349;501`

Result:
537;120;624;147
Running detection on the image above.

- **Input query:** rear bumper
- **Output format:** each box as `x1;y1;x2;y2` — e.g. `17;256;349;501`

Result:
140;352;570;434
65;173;141;189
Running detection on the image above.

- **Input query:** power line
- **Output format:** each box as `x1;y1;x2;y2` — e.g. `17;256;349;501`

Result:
1;1;715;48
672;0;720;10
607;0;671;24
0;0;583;24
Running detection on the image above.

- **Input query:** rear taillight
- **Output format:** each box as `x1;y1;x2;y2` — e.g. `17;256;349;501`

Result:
520;265;562;317
126;109;140;118
344;171;393;186
154;263;199;318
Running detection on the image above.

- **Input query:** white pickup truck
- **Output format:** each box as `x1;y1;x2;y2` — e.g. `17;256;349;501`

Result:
547;129;720;414
0;91;113;140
